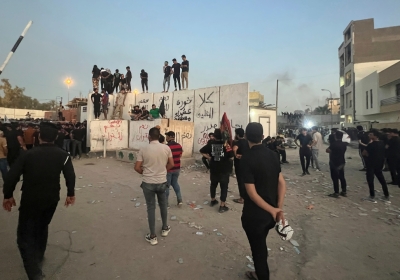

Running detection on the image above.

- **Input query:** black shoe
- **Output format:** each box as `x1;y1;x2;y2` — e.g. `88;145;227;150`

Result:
301;172;306;176
340;191;347;197
306;170;310;175
328;193;340;198
210;200;219;207
282;161;289;164
219;206;229;213
359;168;367;171
388;182;398;185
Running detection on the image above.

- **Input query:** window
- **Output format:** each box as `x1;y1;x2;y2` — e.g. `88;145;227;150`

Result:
366;91;368;109
370;89;373;108
346;92;352;109
345;44;352;66
345;71;352;86
345;29;351;41
396;83;400;96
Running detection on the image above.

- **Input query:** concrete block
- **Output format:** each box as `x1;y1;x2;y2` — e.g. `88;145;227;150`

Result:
115;149;137;163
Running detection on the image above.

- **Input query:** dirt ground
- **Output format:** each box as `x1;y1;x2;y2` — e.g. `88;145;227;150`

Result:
1;144;400;280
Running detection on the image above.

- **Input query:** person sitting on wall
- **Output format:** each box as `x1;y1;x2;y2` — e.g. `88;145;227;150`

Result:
148;104;160;121
130;105;142;121
139;106;150;120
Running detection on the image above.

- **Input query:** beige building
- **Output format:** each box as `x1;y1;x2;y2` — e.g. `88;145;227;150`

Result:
338;18;400;124
326;98;340;114
249;91;264;106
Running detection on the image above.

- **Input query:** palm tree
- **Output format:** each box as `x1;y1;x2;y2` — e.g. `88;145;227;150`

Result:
313;105;331;115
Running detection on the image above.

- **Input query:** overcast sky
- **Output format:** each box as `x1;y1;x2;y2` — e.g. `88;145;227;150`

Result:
1;0;400;111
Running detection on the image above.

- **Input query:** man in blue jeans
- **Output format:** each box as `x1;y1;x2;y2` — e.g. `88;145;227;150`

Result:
165;131;183;208
134;127;175;245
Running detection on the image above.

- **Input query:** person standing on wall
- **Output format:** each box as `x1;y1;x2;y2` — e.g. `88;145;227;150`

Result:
106;68;114;94
232;128;249;205
113;69;121;93
2;122;76;280
200;129;234;213
91;88;102;120
100;68;110;91
240;122;287;280
326;130;348;198
171;59;181;91
362;130;390;203
165;131;183;208
140;69;149;93
101;88;109;120
113;89;127;120
92;65;101;90
162;61;172;93
357;126;369;171
311;126;323;172
295;128;313;176
134;127;174;246
126;66;132;92
181;55;189;90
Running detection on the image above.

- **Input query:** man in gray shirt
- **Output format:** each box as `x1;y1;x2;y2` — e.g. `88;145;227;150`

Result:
311;126;323;171
134;127;174;245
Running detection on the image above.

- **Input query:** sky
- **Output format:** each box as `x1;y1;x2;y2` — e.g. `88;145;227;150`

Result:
1;0;400;112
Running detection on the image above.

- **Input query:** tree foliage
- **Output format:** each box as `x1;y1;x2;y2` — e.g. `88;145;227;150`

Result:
0;79;57;111
313;104;331;115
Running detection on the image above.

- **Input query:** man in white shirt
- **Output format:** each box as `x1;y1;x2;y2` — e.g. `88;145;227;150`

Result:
311;126;323;171
134;127;175;245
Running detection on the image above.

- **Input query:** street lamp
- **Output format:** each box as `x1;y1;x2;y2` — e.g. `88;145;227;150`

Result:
64;78;73;106
321;89;333;128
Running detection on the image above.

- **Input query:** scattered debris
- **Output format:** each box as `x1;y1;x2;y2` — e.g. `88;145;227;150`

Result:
246;256;253;263
213;229;218;232
306;205;314;210
371;208;379;212
178;258;184;264
247;264;255;270
78;176;83;179
88;184;93;187
203;201;209;205
171;216;177;220
135;202;141;207
216;232;223;236
330;214;339;218
358;207;367;212
290;240;299;247
72;231;77;234
293;246;301;254
279;247;284;251
131;198;137;201
195;232;204;236
359;213;368;216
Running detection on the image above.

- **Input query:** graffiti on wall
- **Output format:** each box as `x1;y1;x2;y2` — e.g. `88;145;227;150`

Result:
103;120;123;142
174;96;193;121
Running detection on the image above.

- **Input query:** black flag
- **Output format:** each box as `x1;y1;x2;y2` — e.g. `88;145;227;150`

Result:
159;97;166;118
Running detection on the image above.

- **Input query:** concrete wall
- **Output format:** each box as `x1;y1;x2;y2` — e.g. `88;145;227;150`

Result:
129;119;162;150
0;107;46;119
90;120;129;152
172;90;195;122
356;71;380;116
154;92;173;118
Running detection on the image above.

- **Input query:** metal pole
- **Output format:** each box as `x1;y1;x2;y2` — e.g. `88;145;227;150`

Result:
0;21;33;75
275;79;278;135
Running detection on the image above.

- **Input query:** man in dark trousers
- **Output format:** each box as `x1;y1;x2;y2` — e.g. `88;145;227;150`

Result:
386;129;400;186
3;122;76;280
295;128;313;176
181;55;189;90
200;129;234;213
126;66;132;92
91;88;102;120
113;69;121;93
232;128;249;204
240;123;286;280
171;58;181;91
326;130;348;198
362;130;390;202
5;123;26;167
201;133;215;172
140;69;149;93
357;125;369;171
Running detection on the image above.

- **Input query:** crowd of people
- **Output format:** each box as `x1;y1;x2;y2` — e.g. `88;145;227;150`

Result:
281;112;304;125
91;55;189;95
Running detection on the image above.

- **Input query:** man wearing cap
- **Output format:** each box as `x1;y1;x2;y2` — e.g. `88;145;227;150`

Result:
181;55;189;90
3;122;76;280
200;129;234;213
126;66;132;92
163;61;172;93
165;131;183;207
140;69;149;93
113;69;121;93
171;59;181;91
240;122;286;280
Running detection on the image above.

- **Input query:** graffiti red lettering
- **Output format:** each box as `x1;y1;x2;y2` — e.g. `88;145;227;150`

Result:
197;133;210;146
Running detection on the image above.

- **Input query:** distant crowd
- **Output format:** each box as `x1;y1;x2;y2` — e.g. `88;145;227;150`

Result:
281;112;303;125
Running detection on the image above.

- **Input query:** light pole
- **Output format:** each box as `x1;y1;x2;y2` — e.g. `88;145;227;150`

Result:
64;78;72;107
321;89;333;128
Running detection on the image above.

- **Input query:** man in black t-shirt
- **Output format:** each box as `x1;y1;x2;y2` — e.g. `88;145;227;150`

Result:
92;65;101;90
113;69;121;93
328;128;338;144
130;105;142;121
240;122;286;280
140;69;149;93
163;61;172;92
387;129;400;186
201;133;215;171
171;58;181;91
199;129;233;213
181;55;189;90
91;88;102;120
126;66;132;92
232;128;249;204
139;106;150;120
274;136;288;164
357;126;369;171
326;131;347;198
295;128;313;176
71;125;85;159
362;130;389;202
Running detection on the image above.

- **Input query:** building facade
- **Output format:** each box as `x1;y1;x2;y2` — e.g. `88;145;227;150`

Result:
338;18;400;125
326;98;340;115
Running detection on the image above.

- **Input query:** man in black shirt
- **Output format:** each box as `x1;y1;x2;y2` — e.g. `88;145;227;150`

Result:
232;128;249;204
274;136;288;164
240;123;286;280
362;130;389;202
130;105;142;121
163;61;172;92
386;129;400;186
3;122;76;280
328;128;338;144
357;126;369;171
326;131;347;198
71;125;85;159
5;123;26;167
55;125;65;149
113;69;121;93
91;88;102;120
171;58;181;91
295;128;313;176
201;133;215;171
126;66;132;92
181;55;189;90
199;129;233;213
140;69;149;93
139;106;150;120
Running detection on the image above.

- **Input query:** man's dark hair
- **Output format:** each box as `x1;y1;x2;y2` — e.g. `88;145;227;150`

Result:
126;66;130;69
356;125;363;131
149;127;160;141
245;123;263;143
182;55;186;58
152;104;156;107
134;105;139;108
369;130;380;138
39;122;58;142
311;126;318;131
235;128;245;138
166;131;175;138
301;128;307;132
208;133;214;137
213;129;222;140
271;137;275;139
335;131;343;140
172;58;177;61
391;128;399;134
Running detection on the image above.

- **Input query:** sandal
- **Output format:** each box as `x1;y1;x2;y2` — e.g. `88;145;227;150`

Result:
233;198;244;204
245;271;258;280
